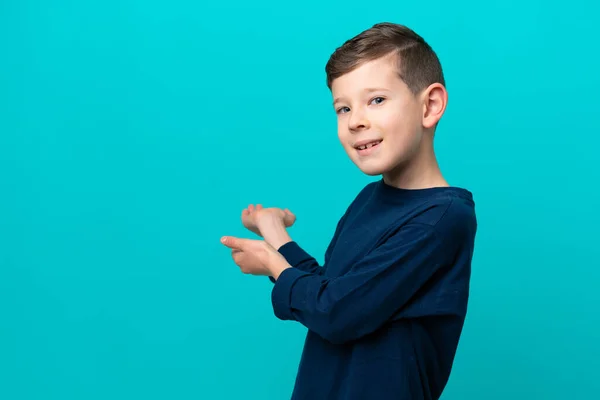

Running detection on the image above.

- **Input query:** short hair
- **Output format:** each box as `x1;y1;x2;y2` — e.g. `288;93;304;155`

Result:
325;22;445;95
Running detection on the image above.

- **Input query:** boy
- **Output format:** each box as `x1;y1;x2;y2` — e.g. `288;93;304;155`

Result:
221;22;477;400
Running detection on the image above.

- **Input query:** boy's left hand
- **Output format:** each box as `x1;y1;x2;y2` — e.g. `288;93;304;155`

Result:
242;204;296;237
220;235;291;279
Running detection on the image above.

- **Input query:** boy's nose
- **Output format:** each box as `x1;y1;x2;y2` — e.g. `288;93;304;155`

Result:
348;111;370;131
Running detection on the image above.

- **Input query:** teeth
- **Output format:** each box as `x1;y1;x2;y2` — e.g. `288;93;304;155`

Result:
357;141;381;150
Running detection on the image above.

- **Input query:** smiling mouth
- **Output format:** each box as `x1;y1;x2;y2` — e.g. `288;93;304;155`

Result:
355;140;383;150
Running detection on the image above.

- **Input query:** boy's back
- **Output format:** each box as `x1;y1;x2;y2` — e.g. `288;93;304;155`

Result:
272;179;476;399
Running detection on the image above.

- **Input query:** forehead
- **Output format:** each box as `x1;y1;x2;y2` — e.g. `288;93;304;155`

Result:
331;55;404;99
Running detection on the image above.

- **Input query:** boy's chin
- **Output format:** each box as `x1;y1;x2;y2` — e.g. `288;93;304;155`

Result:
349;154;392;176
355;163;386;176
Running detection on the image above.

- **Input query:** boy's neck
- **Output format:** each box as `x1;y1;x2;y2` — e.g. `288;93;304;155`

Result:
383;137;448;190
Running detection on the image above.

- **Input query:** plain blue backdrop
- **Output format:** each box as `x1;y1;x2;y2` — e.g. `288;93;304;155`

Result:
1;1;599;399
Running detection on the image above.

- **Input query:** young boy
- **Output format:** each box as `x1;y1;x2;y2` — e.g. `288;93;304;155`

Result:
221;22;477;400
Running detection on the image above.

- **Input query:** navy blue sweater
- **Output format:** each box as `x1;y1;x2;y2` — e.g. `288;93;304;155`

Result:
270;179;477;399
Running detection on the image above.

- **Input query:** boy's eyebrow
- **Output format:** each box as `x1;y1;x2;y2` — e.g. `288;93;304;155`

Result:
333;88;390;106
333;98;345;107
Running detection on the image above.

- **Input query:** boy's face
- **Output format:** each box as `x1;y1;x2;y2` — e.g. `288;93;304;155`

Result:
331;55;426;177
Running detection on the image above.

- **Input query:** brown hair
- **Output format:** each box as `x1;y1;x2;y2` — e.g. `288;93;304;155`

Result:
325;22;445;95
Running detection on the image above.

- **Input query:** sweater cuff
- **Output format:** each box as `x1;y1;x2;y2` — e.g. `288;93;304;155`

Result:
277;241;313;267
271;267;309;321
268;242;307;283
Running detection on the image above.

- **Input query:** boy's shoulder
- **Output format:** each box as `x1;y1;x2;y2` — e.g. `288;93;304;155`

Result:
408;188;477;243
351;179;477;237
327;180;476;266
353;178;474;209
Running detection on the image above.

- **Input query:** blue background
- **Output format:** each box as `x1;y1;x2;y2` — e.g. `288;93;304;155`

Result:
1;1;599;399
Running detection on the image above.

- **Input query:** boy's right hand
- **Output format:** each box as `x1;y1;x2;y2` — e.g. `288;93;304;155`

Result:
242;204;296;237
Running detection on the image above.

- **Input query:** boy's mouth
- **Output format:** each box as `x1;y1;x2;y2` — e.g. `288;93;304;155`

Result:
354;139;382;155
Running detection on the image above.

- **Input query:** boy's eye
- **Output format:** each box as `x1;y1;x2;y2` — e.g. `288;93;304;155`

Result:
370;97;385;105
337;106;350;114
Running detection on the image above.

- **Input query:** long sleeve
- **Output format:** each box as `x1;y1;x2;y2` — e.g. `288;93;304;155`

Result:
270;222;468;345
267;237;332;283
270;203;354;278
267;237;334;282
277;241;325;275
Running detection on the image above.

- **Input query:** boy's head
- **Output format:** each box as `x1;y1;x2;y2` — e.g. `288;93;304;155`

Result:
326;23;448;182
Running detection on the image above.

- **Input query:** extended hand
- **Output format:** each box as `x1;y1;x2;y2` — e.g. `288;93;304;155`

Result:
221;235;291;279
242;204;296;237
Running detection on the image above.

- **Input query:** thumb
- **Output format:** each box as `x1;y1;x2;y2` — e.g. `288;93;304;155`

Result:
284;209;296;223
220;236;245;250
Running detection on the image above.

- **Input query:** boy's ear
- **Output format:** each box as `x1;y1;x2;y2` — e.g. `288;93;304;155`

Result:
421;83;447;129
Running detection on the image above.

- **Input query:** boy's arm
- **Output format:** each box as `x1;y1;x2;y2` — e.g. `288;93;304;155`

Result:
255;215;293;250
269;219;475;345
259;210;349;278
246;192;358;278
241;206;325;276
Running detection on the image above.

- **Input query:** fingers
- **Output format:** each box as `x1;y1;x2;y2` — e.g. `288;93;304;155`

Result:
246;204;290;214
246;204;266;213
221;236;243;250
244;204;295;225
283;208;296;225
